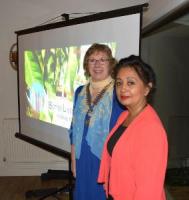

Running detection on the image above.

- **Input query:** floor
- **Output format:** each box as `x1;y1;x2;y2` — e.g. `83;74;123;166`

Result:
0;176;70;200
0;176;188;200
167;186;189;200
166;167;189;200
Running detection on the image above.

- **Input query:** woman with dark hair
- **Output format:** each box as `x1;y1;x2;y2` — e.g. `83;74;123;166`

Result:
69;43;124;200
98;55;168;200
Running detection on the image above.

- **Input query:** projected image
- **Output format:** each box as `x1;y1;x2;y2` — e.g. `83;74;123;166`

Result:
24;43;116;129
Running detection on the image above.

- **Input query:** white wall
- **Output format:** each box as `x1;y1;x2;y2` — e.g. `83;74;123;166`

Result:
0;0;187;175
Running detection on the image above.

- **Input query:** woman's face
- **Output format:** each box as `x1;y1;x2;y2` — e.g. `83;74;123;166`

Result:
87;51;111;82
116;67;150;109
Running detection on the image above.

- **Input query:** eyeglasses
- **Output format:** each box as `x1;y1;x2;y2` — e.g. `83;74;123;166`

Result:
88;58;110;65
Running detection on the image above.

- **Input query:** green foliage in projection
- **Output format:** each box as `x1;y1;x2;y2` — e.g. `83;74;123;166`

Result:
25;51;43;88
109;42;117;57
42;49;58;96
25;48;67;97
24;42;116;127
25;46;83;123
62;46;80;101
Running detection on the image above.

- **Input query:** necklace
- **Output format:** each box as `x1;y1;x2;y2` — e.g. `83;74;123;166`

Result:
84;81;113;125
86;81;112;110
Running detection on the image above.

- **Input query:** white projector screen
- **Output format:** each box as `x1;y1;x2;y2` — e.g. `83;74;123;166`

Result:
16;6;142;154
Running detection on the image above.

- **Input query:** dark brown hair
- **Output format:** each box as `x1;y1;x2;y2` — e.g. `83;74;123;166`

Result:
114;55;156;103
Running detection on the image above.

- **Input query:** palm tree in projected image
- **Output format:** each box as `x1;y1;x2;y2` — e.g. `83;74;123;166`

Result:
24;46;86;127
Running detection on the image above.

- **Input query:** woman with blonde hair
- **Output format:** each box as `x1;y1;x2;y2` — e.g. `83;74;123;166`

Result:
69;43;124;200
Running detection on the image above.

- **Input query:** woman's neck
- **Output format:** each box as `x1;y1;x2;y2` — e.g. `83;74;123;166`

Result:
89;76;113;90
89;76;113;102
124;102;147;127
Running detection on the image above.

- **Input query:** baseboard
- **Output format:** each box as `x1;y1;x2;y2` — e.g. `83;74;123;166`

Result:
0;161;68;176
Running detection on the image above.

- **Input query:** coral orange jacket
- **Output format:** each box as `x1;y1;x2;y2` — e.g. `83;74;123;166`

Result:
98;105;168;200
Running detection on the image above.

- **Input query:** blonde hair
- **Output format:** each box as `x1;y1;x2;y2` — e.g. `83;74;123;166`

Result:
83;43;117;77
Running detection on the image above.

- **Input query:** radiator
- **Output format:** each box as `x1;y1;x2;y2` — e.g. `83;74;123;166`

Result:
2;118;63;163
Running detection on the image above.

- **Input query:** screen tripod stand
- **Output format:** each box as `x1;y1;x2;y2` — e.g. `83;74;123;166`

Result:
15;133;75;199
25;158;74;200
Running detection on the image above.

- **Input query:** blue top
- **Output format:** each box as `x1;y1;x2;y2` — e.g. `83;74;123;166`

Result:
69;83;124;159
69;83;125;200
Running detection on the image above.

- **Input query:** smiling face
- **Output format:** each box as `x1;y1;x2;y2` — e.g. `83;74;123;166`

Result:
115;67;151;110
87;51;111;82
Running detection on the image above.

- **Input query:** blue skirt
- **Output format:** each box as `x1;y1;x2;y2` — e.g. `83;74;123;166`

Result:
73;114;106;200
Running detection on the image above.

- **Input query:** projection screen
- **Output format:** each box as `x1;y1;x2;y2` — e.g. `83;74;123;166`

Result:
16;5;144;155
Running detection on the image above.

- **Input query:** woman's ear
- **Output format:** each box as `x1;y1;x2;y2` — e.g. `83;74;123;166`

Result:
144;82;152;96
148;82;153;89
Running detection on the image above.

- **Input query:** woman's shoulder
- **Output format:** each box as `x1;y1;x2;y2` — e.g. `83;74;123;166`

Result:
117;110;128;123
73;85;86;104
74;85;86;96
75;85;84;92
137;105;167;138
144;105;164;125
